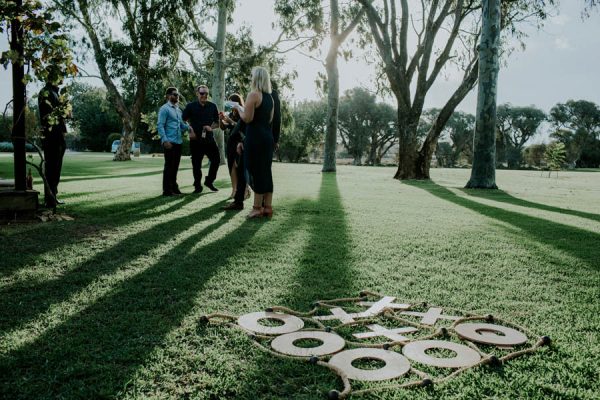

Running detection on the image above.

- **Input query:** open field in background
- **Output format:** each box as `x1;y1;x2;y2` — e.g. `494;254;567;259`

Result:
0;153;599;399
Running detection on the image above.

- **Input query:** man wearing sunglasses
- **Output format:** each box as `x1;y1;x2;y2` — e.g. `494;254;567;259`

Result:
157;87;189;196
182;85;221;193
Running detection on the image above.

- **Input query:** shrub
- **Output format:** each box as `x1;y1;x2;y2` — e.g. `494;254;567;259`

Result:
0;141;36;152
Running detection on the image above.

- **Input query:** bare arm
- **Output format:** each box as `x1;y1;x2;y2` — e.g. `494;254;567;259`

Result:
238;91;261;123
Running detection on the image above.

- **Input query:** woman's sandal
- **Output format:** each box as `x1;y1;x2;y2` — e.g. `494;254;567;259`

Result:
247;205;263;219
262;206;273;218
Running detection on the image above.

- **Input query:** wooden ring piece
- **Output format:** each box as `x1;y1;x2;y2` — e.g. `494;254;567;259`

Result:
455;323;528;346
328;348;411;381
402;340;481;368
271;331;346;357
237;312;304;335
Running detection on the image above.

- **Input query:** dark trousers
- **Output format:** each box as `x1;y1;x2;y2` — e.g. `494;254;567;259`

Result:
190;139;220;189
233;151;247;205
43;139;66;206
163;143;182;194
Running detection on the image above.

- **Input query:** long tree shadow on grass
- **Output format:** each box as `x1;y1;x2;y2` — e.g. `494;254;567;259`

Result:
0;196;214;334
229;173;357;399
0;212;265;399
407;180;600;270
458;188;600;223
0;193;197;279
58;167;192;184
283;172;356;309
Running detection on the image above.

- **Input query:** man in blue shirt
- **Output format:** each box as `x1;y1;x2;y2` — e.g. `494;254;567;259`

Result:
157;87;190;196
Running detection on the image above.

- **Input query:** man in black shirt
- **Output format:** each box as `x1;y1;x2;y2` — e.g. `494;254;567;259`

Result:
38;80;68;208
182;85;220;193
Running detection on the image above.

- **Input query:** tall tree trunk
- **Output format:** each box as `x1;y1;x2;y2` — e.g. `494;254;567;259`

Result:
113;119;134;161
466;0;500;189
368;134;377;165
321;1;364;173
322;42;340;172
115;51;150;161
393;109;420;179
211;0;227;165
10;0;26;190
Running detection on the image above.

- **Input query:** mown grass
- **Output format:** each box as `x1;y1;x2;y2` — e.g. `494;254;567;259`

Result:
0;153;598;399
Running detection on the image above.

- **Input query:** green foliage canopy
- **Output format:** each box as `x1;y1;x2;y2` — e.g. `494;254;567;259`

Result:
70;82;121;151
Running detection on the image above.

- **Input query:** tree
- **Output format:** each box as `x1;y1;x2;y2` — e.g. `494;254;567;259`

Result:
53;0;181;161
1;103;40;143
549;100;600;167
69;82;121;151
369;103;398;165
466;0;500;188
181;0;303;164
496;104;546;168
523;143;547;168
322;1;365;172
130;66;204;154
544;142;566;177
446;111;475;167
339;88;375;165
435;141;453;167
337;88;396;166
356;0;554;181
1;0;76;189
276;0;365;172
279;100;325;163
0;113;11;142
418;109;475;167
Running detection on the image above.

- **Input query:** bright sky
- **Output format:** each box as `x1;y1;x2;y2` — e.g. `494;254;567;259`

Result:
1;0;599;142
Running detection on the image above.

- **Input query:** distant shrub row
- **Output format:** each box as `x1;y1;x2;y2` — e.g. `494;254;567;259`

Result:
0;142;37;152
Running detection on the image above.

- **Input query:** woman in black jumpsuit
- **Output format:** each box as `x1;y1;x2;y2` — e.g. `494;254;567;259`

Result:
236;66;275;218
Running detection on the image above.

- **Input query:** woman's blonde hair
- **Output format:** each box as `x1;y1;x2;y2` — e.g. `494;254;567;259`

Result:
251;66;272;94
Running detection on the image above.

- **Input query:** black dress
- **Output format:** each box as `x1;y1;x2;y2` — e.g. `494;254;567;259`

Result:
224;114;244;173
244;92;274;194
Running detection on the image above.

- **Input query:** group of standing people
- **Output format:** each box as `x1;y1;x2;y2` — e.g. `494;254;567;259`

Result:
157;66;280;218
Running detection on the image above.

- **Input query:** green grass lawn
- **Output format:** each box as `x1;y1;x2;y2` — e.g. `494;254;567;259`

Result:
0;153;598;399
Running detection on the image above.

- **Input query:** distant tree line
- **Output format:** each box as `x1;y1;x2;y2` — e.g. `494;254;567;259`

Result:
428;100;600;170
277;94;600;169
2;83;597;171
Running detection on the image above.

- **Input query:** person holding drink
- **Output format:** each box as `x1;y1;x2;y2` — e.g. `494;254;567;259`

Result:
182;85;220;193
220;93;250;203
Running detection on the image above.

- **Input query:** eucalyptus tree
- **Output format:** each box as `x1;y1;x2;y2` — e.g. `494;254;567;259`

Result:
337;88;397;165
495;104;546;168
465;0;500;188
179;0;305;163
52;0;182;161
280;100;325;163
418;109;475;167
356;0;555;181
447;112;475;166
549;100;600;166
276;0;365;172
